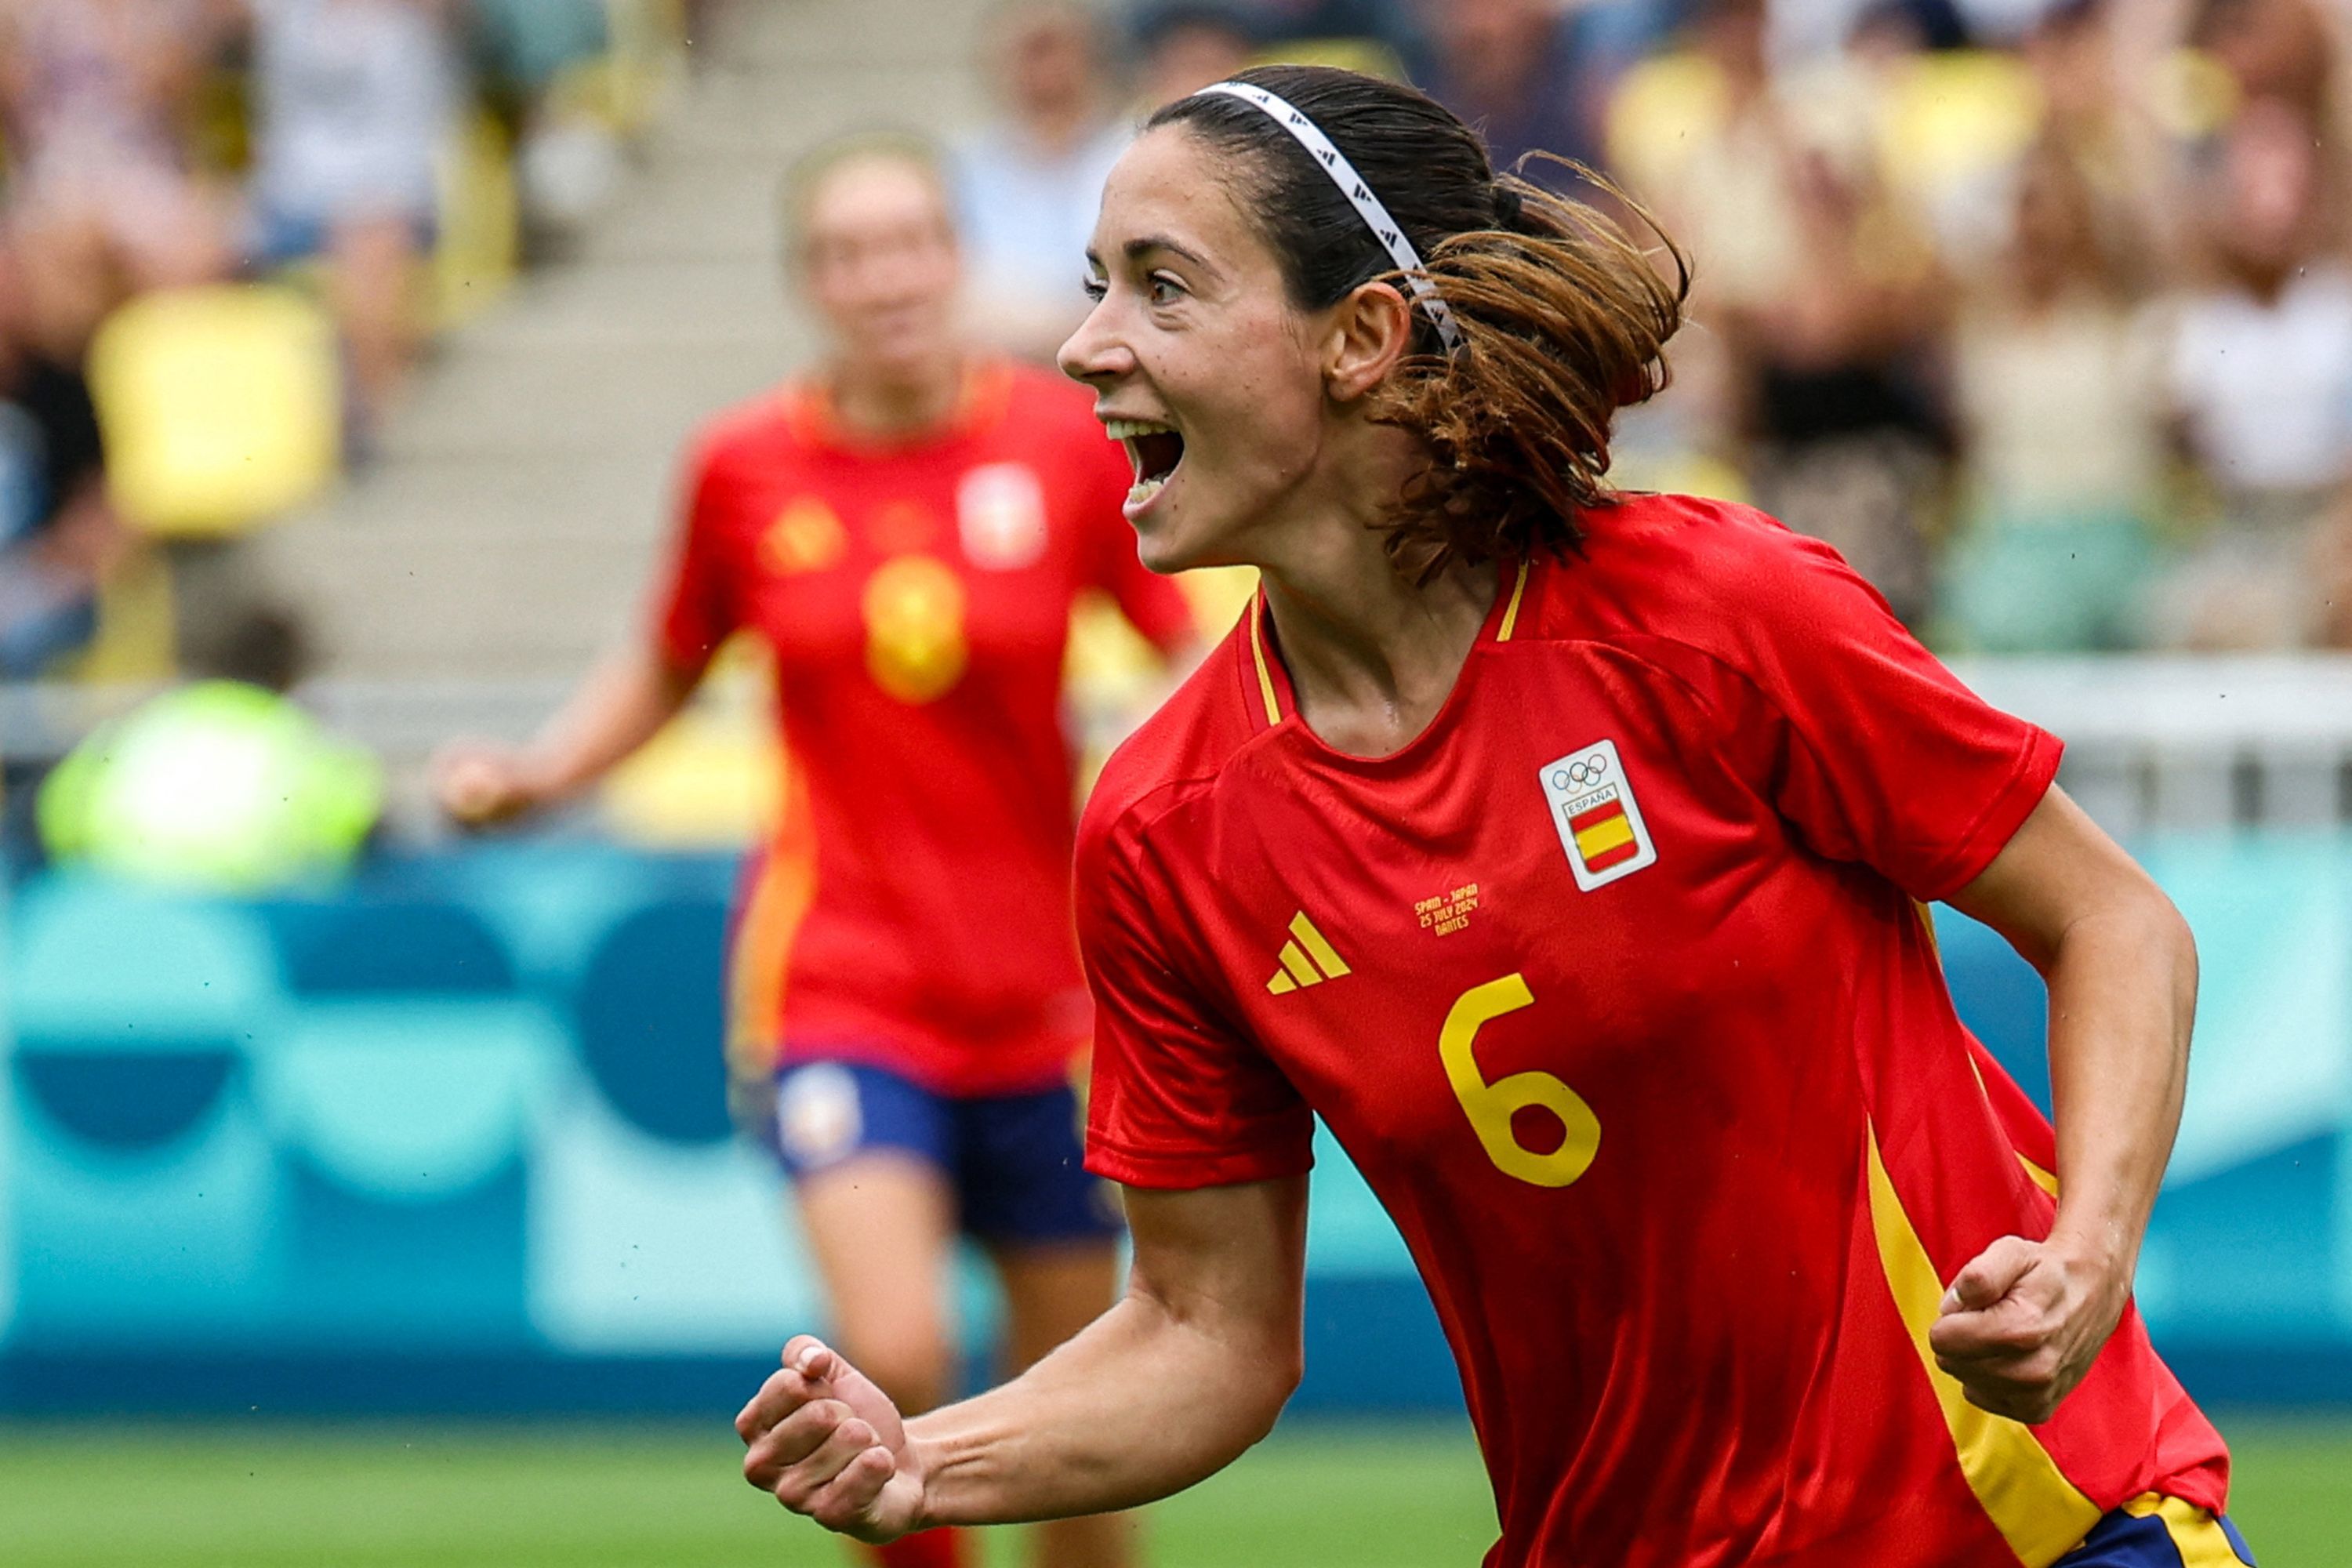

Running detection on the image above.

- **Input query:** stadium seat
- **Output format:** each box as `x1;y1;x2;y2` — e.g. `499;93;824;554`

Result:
85;285;341;538
431;110;524;332
268;898;520;996
572;895;734;1145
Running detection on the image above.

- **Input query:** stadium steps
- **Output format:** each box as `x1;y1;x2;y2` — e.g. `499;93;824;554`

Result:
252;0;993;685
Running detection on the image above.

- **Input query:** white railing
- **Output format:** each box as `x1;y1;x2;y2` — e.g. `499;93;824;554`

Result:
10;656;2352;839
1952;657;2352;837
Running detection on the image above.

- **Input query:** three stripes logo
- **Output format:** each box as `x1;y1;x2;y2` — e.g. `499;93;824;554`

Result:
1265;912;1351;996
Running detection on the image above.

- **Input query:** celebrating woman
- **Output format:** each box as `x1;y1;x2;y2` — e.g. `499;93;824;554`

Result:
736;67;2248;1567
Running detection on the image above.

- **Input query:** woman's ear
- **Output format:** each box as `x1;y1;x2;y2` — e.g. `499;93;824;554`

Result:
1323;281;1415;402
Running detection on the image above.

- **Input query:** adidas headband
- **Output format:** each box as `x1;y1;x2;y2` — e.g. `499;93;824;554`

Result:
1193;81;1465;354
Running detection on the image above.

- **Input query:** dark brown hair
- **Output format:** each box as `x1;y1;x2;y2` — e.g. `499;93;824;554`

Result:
1147;65;1689;583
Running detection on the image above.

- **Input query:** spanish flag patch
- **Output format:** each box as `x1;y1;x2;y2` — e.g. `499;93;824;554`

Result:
1539;739;1659;891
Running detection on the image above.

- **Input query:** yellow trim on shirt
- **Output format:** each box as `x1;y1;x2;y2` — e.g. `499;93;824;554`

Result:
1248;596;1283;725
1864;1123;2103;1563
1497;558;1530;642
2121;1494;2250;1566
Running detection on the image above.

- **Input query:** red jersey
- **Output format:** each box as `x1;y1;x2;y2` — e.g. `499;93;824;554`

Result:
1076;495;2226;1566
659;360;1193;1096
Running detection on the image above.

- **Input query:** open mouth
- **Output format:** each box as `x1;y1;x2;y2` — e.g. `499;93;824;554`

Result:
1106;418;1185;508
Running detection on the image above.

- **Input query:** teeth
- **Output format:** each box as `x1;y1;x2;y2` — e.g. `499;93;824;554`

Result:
1105;418;1175;441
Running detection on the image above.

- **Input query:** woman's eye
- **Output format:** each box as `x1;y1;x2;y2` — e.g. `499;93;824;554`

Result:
1081;276;1107;302
1148;274;1185;305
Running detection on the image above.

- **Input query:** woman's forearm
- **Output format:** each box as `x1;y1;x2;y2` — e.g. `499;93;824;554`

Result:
909;1285;1300;1527
520;646;699;799
2040;891;2197;1282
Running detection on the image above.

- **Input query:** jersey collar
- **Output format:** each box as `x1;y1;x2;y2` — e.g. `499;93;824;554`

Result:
1241;554;1534;735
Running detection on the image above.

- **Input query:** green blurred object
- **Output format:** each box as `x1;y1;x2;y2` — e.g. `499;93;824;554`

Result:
36;680;381;893
0;1418;2339;1567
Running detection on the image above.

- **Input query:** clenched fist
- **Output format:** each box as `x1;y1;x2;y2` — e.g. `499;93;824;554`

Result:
739;1337;930;1541
1929;1234;2129;1425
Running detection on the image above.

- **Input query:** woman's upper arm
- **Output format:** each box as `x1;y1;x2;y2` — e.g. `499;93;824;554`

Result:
1123;1177;1310;1367
1944;785;2177;973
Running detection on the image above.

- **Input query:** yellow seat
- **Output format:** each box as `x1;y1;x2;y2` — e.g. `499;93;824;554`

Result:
430;108;524;332
1878;49;2042;205
86;284;341;539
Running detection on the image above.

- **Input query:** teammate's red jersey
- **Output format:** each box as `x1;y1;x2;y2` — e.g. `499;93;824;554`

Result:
659;359;1193;1096
1076;494;2227;1566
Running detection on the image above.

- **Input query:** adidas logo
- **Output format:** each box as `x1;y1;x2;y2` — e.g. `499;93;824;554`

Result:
1266;913;1351;995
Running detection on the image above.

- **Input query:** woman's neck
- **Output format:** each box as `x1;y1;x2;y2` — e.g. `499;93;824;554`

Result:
1258;517;1500;760
828;354;967;439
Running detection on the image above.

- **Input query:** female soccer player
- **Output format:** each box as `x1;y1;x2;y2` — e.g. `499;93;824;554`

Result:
735;67;2254;1567
437;136;1192;1568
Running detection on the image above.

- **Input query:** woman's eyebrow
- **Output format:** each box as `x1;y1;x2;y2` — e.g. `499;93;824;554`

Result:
1124;234;1214;271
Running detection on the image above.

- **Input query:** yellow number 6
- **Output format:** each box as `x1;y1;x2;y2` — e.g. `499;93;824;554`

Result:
1439;974;1601;1188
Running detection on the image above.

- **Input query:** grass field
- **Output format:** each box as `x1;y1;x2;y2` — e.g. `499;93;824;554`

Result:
1;1417;2343;1566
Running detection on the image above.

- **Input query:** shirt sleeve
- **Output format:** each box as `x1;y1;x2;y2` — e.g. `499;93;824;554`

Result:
1076;797;1316;1189
650;436;742;673
1711;522;2063;902
1076;428;1197;655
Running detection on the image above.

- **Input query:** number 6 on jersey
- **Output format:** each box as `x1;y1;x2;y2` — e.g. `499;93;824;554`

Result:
1440;974;1602;1188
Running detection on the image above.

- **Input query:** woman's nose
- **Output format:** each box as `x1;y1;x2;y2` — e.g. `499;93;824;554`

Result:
1057;303;1133;385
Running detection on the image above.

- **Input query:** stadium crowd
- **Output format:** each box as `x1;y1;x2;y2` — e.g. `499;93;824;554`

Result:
7;0;2352;876
957;0;2352;653
0;0;682;686
9;0;2352;691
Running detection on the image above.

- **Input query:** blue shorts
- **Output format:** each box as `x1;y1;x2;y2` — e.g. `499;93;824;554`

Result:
764;1059;1122;1247
2056;1496;2256;1566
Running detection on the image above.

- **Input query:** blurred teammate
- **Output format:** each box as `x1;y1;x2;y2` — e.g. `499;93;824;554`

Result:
438;136;1192;1568
737;67;2251;1567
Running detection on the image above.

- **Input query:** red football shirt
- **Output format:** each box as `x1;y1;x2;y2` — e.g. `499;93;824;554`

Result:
658;359;1194;1095
1076;495;2227;1566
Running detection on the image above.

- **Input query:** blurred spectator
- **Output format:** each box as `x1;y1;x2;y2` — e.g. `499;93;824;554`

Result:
1942;132;2165;651
953;0;1131;359
2151;96;2352;647
1235;0;1420;48
1131;2;1259;108
242;0;459;436
1613;0;1950;622
466;0;627;246
2193;0;2341;127
0;257;125;677
0;0;237;357
36;604;382;890
1412;0;1669;177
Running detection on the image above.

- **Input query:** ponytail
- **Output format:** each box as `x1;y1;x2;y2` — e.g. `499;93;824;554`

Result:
1371;162;1688;583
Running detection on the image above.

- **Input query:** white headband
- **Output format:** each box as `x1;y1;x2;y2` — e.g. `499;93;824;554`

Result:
1194;80;1465;354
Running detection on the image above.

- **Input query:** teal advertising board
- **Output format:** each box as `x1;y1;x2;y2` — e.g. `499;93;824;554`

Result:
2;837;2346;1413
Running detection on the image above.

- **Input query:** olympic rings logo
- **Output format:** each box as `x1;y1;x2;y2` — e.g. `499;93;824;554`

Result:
1550;753;1611;792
